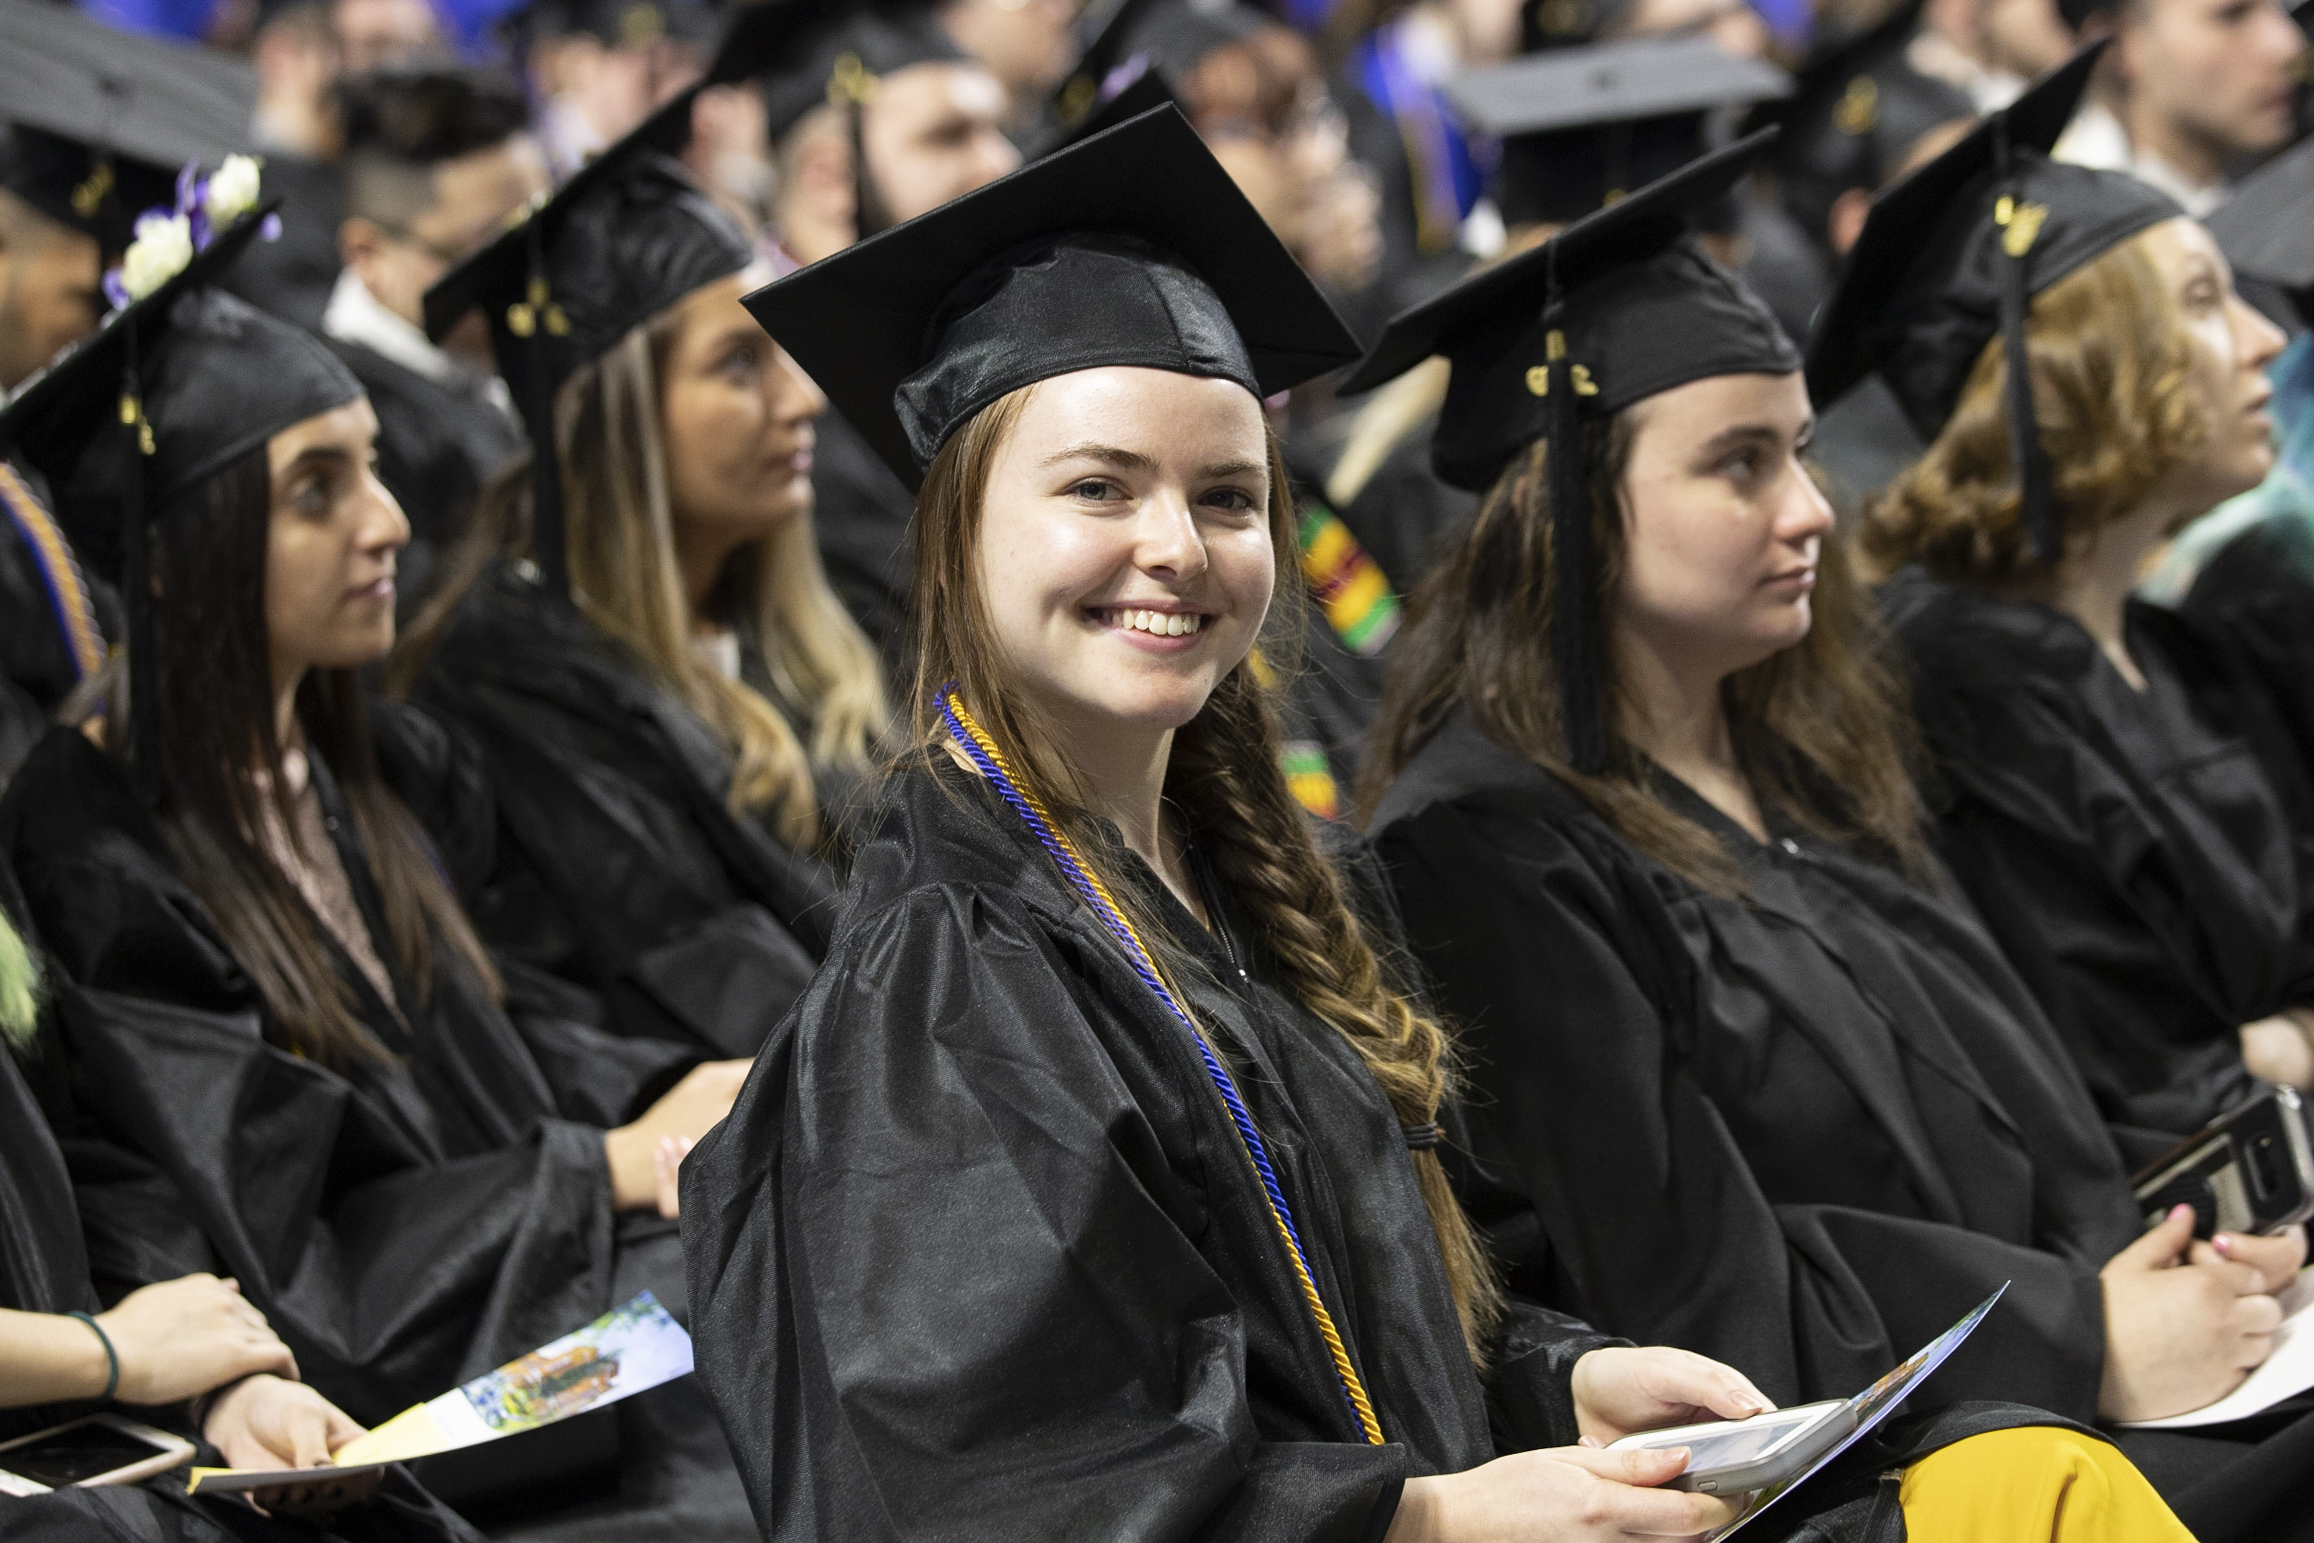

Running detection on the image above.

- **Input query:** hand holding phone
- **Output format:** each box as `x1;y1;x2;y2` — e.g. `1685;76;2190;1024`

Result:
1570;1345;1777;1444
2132;1084;2314;1240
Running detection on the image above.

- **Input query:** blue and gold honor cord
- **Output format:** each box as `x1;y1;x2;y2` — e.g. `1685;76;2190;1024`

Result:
0;464;104;683
939;685;1385;1445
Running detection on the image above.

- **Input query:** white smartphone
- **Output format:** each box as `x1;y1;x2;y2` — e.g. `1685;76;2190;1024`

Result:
1606;1400;1854;1494
0;1413;197;1495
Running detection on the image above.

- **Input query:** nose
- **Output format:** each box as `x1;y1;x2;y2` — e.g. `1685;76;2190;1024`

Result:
770;344;827;422
1133;486;1210;584
2234;292;2288;373
1778;457;1836;546
359;472;411;555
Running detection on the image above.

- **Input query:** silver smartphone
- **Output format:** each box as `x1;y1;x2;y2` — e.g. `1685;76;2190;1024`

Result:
0;1413;197;1494
1603;1400;1854;1495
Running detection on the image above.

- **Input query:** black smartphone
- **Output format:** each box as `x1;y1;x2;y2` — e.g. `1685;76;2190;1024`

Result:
2134;1084;2314;1239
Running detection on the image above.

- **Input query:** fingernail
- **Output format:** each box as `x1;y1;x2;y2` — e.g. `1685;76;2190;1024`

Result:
2214;1234;2235;1255
2172;1204;2195;1222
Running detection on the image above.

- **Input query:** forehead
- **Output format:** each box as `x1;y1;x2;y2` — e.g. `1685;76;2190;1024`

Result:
879;60;1008;122
1005;367;1268;457
268;397;378;470
1628;369;1811;435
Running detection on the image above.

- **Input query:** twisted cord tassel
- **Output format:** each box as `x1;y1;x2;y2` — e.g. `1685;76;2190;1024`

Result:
939;686;1385;1447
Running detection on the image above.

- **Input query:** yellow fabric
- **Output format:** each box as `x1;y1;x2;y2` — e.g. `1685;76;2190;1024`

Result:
1899;1427;2197;1543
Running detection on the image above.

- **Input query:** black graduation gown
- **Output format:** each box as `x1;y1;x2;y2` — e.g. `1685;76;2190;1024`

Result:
2180;520;2314;808
0;727;754;1540
1881;569;2314;1141
403;563;840;1062
684;758;1615;1541
325;341;524;618
1371;713;2314;1540
0;965;483;1543
810;404;918;670
684;758;2061;1542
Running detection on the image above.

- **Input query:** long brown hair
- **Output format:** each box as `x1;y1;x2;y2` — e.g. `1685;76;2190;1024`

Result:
396;306;888;851
1361;407;1930;896
1863;233;2203;585
910;386;1502;1358
112;444;500;1073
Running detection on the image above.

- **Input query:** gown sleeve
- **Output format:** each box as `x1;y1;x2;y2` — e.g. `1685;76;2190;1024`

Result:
684;883;1411;1543
1375;799;2109;1423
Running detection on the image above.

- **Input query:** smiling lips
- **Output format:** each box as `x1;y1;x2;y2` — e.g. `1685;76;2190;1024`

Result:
1099;607;1207;638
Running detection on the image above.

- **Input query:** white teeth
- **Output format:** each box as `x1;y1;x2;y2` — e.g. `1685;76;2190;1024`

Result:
1105;608;1203;636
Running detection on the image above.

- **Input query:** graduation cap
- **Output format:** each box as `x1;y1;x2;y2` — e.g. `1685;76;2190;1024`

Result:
0;201;359;796
741;0;969;141
743;103;1360;491
1753;0;1975;245
0;0;257;253
1805;43;2180;563
1049;0;1171;131
2205;129;2314;330
1443;36;1790;229
1341;130;1797;773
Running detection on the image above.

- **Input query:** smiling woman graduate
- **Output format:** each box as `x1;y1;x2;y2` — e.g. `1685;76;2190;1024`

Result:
679;105;2177;1543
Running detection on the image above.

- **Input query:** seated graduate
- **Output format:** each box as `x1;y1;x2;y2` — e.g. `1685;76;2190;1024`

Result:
322;67;544;615
680;107;2185;1543
0;14;253;781
748;0;1020;665
0;907;482;1543
1813;45;2314;1141
392;64;884;1063
2159;139;2314;845
0;192;755;1538
1352;87;2313;1541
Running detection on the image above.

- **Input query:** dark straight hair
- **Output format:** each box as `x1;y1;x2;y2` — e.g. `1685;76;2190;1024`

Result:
1360;407;1932;896
126;441;499;1072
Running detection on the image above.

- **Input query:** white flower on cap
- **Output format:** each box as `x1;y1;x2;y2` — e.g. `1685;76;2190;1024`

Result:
119;211;193;301
203;155;262;227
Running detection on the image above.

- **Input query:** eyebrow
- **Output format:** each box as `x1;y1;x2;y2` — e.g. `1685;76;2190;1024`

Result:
282;445;356;478
1695;421;1801;457
1038;443;1268;480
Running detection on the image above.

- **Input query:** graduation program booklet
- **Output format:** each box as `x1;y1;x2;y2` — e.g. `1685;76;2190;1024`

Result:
185;1291;692;1496
1705;1285;2006;1540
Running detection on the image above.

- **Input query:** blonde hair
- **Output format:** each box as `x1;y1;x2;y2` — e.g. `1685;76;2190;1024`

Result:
1863;233;2206;584
401;309;889;852
912;386;1503;1359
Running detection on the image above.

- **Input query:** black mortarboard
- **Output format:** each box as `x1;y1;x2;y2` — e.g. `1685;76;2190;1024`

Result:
1444;37;1790;228
748;0;969;141
0;203;359;795
2205;129;2314;330
743;104;1360;490
0;0;256;252
1755;0;1975;246
1342;130;1798;773
1049;0;1170;131
1805;44;2179;563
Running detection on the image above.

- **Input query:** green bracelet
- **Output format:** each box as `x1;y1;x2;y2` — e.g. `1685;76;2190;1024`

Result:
66;1312;118;1402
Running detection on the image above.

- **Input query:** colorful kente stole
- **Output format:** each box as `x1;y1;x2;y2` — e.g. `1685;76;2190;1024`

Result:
939;686;1385;1445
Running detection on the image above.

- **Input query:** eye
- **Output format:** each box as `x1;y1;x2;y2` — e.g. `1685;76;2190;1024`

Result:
719;341;762;379
1201;485;1261;515
284;471;332;518
1067;477;1123;502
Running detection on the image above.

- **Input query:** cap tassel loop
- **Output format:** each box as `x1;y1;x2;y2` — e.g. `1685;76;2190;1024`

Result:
516;219;570;600
1991;117;2060;566
1544;261;1605;775
117;325;161;805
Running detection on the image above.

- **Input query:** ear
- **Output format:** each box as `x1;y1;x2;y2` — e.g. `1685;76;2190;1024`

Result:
337;215;387;269
1827;187;1872;259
